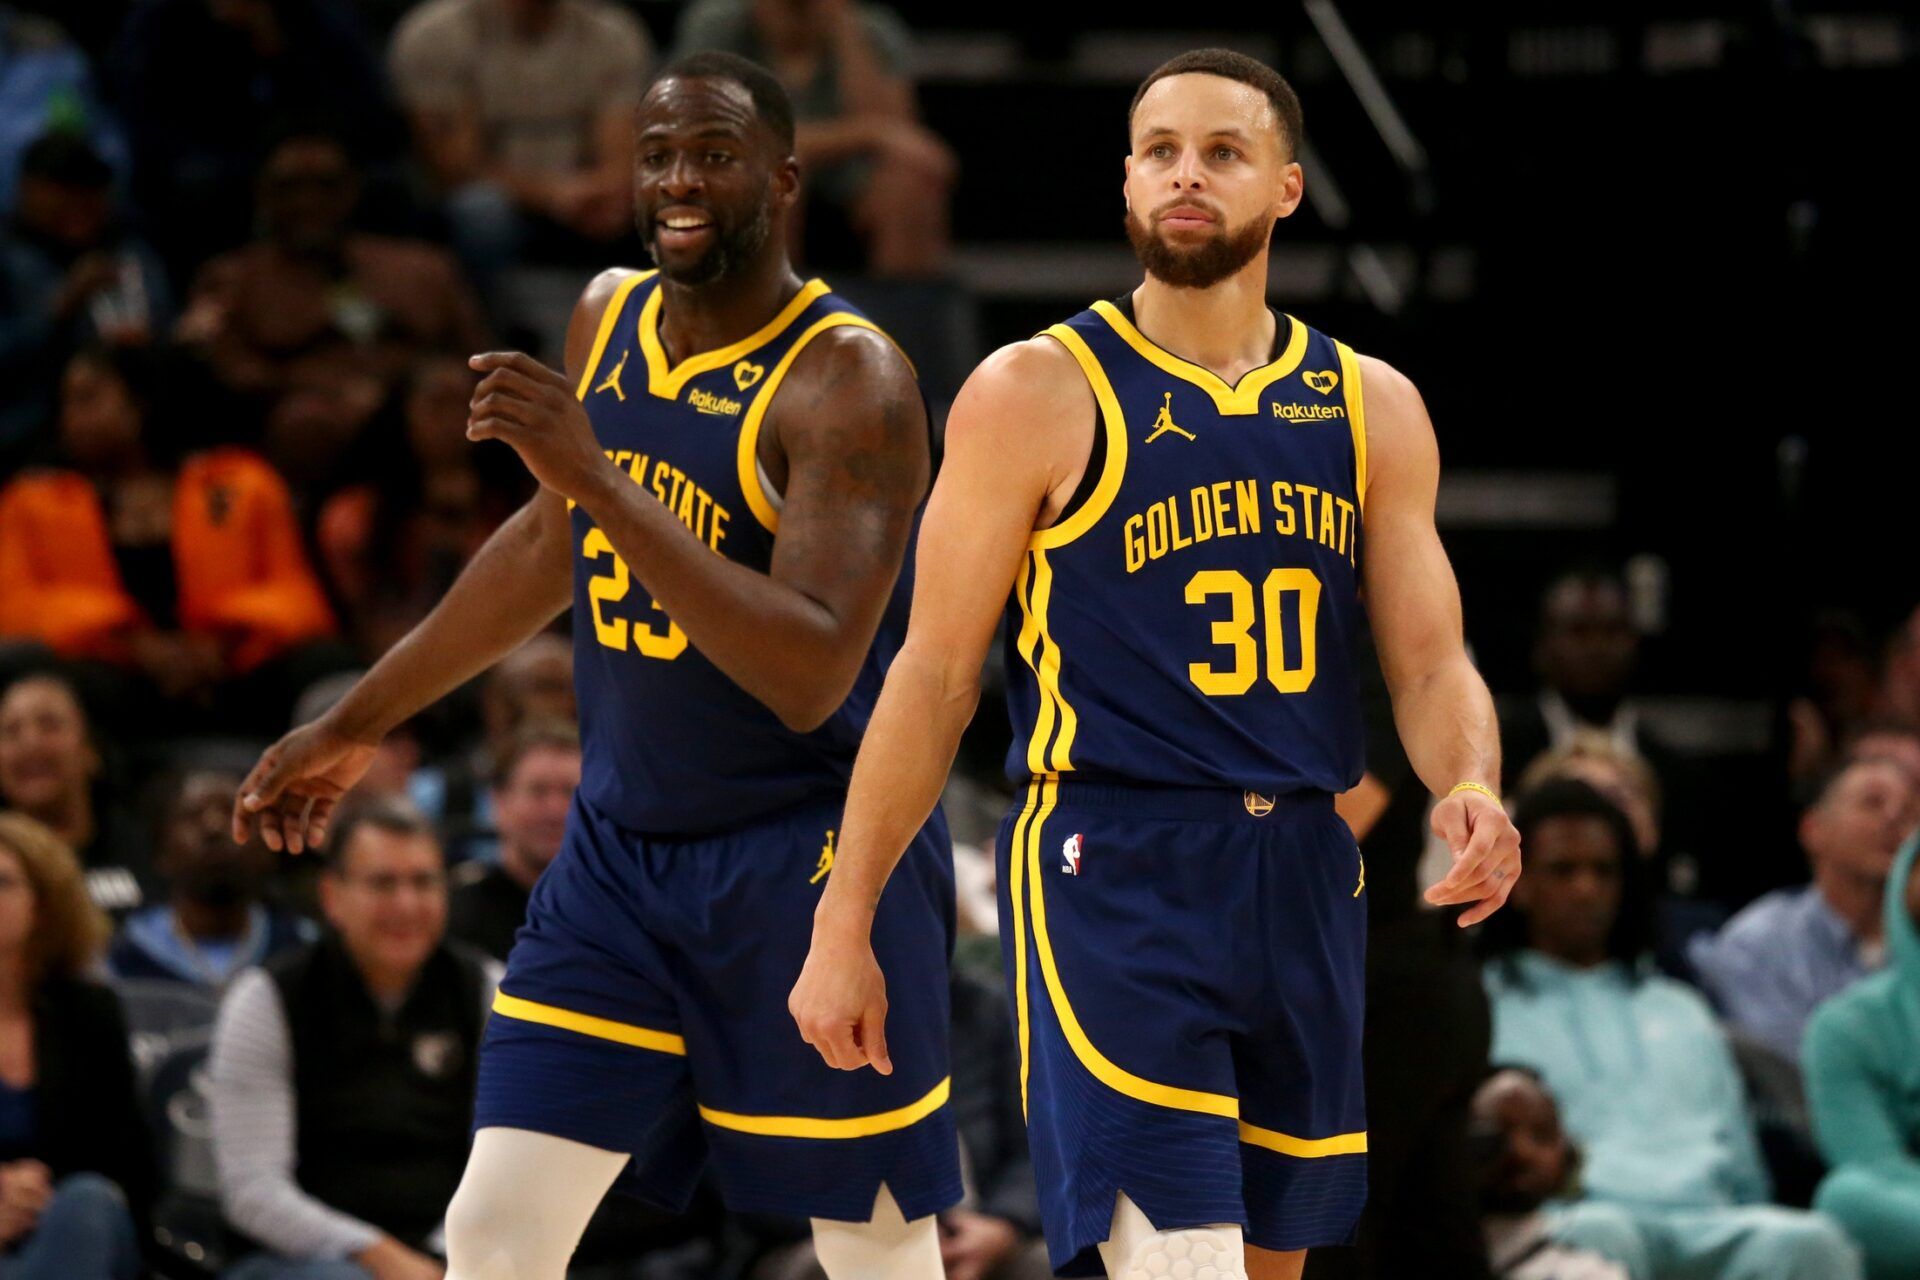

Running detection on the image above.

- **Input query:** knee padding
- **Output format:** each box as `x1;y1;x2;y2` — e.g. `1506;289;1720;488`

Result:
1099;1194;1245;1280
1107;1225;1245;1280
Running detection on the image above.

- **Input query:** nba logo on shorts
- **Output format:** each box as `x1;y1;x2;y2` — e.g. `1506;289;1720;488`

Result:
1061;833;1084;875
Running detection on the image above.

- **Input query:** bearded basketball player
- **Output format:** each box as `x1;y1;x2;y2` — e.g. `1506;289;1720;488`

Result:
235;52;961;1280
791;48;1522;1280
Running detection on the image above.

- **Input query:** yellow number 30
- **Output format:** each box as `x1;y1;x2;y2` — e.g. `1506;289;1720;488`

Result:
1184;568;1320;695
582;528;687;659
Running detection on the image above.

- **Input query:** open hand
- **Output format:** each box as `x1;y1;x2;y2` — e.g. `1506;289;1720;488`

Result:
233;715;380;854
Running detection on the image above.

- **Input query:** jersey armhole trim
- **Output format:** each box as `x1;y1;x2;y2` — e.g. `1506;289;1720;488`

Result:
1335;340;1367;516
574;270;656;400
735;311;894;534
1030;325;1129;551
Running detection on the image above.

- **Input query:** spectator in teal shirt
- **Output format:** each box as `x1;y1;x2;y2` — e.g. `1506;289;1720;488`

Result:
1485;780;1862;1280
1805;829;1920;1280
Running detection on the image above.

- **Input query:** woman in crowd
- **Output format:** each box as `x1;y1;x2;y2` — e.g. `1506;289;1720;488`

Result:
0;811;151;1280
0;345;341;733
0;673;149;916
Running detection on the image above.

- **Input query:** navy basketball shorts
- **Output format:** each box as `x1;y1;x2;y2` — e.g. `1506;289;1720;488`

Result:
474;791;963;1222
997;778;1368;1275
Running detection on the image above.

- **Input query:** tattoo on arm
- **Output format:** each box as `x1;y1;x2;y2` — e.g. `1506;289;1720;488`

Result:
770;338;929;609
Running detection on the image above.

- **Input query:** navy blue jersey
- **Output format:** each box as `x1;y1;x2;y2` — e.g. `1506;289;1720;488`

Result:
570;271;913;834
1003;299;1368;796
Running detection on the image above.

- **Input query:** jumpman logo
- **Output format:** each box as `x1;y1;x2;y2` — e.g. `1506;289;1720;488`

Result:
1144;392;1196;444
810;829;836;884
595;349;629;401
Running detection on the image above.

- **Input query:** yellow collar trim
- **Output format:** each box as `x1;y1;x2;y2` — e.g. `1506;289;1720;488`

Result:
1090;298;1309;416
638;277;832;399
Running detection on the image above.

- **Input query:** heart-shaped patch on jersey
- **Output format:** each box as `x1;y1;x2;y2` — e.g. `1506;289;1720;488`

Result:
733;360;765;391
1303;369;1340;395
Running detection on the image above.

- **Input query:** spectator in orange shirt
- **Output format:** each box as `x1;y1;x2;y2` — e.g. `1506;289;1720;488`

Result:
0;346;344;732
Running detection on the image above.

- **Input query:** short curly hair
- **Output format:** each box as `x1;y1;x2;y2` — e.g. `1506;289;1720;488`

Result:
649;50;797;153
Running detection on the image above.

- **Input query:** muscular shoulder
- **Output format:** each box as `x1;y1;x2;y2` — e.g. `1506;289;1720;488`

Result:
971;333;1088;405
782;322;918;410
950;335;1091;447
563;267;649;382
1353;353;1429;443
944;335;1094;493
769;323;926;474
1348;352;1437;503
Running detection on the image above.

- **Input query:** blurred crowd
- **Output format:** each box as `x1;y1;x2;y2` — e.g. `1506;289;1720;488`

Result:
3;3;1919;1280
1;0;956;700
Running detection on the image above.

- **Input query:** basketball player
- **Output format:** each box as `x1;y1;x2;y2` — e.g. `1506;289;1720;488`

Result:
233;53;961;1280
790;49;1522;1280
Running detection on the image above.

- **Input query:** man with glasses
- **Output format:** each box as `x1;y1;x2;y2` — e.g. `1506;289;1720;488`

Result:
208;797;496;1280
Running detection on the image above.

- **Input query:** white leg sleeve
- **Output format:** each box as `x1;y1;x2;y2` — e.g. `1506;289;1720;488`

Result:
1097;1192;1246;1280
444;1126;630;1280
809;1184;944;1280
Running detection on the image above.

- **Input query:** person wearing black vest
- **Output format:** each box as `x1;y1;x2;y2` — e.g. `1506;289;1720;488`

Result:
210;797;495;1280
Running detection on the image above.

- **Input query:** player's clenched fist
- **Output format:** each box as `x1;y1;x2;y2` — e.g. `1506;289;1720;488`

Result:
789;918;893;1075
1424;785;1523;927
467;351;615;504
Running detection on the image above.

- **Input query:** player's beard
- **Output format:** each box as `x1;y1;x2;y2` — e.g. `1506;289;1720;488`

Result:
1124;205;1274;289
641;187;775;287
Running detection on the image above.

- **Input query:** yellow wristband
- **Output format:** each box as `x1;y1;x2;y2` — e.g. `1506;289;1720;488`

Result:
1449;781;1500;804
